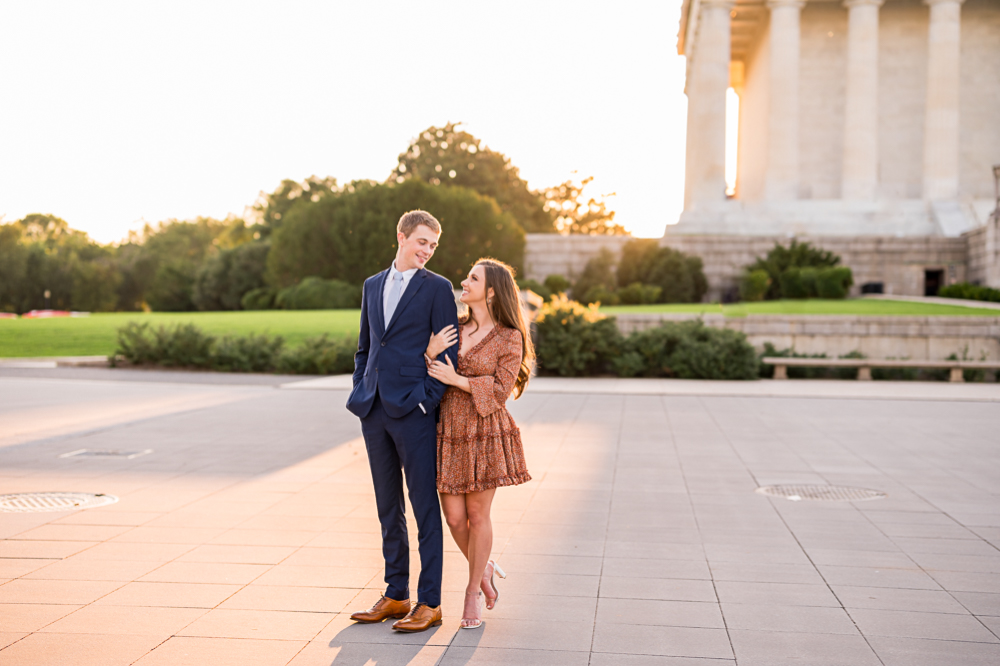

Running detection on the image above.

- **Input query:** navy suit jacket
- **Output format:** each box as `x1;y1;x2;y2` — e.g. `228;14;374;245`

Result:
346;267;460;420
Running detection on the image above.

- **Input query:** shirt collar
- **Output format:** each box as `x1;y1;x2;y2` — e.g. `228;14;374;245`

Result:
390;261;419;281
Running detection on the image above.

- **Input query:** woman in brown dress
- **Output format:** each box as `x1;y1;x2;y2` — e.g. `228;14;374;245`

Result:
425;258;533;629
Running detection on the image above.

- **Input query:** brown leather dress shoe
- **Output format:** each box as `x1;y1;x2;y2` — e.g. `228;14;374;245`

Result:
350;595;411;623
391;602;442;632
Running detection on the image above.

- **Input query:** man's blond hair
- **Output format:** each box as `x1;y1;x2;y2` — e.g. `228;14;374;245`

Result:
397;210;441;238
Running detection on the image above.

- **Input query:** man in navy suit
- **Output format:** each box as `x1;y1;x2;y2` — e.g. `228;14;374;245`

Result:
346;210;459;632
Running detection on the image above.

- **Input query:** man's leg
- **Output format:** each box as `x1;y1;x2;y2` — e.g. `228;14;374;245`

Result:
360;394;409;601
385;408;443;608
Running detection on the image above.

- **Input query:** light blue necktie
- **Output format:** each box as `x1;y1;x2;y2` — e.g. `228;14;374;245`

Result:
385;273;404;329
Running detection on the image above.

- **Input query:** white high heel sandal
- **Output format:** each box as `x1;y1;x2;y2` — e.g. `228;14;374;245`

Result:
484;560;507;610
461;591;484;629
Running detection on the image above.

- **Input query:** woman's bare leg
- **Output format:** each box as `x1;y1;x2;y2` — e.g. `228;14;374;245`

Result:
462;488;496;623
440;490;499;609
440;492;470;556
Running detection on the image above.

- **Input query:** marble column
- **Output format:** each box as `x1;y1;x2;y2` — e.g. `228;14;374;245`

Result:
923;0;963;200
841;0;883;200
684;0;735;208
765;0;806;201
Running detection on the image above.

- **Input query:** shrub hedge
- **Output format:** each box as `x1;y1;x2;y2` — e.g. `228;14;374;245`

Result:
534;296;759;380
615;320;758;380
110;322;355;375
739;269;770;302
939;282;1000;303
744;241;852;300
534;296;622;377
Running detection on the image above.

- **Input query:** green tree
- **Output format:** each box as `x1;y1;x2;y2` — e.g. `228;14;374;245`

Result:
542;176;625;235
571;248;618;303
0;224;29;313
121;217;248;311
616;239;707;303
252;176;338;238
267;178;524;288
193;241;270;311
0;214;123;313
392;123;553;233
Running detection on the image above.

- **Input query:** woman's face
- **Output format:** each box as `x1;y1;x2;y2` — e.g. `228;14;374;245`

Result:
460;265;490;305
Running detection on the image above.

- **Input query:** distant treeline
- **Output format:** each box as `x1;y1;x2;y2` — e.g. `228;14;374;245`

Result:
0;123;624;315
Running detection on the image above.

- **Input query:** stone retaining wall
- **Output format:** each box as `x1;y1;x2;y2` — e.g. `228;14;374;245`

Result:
614;313;1000;361
524;233;969;302
964;215;1000;288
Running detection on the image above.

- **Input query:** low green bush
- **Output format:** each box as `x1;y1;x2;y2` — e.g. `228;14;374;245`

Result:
275;334;356;375
572;249;618;303
739;270;771;302
615;320;758;380
534;295;622;376
582;286;620;306
544;274;571;295
617;282;662;305
276;277;361;310
800;267;819;298
939;282;1000;303
111;322;353;374
212;334;285;372
112;322;159;366
744;240;841;300
112;322;215;368
616;239;707;304
241;287;277;310
517;279;552;301
779;268;809;299
816;267;854;299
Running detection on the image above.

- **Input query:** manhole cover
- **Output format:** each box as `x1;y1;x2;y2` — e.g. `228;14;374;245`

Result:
0;492;119;513
59;449;152;459
755;485;886;502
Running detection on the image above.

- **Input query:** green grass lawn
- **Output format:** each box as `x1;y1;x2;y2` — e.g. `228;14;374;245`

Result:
0;310;361;358
601;299;1000;318
2;298;997;358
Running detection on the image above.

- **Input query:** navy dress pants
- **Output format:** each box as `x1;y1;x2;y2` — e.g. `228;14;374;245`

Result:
360;393;443;607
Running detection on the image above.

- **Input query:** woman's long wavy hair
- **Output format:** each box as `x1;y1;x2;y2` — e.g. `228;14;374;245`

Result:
466;258;535;399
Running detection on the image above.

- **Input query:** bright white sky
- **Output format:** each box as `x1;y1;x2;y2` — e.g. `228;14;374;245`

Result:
0;0;692;243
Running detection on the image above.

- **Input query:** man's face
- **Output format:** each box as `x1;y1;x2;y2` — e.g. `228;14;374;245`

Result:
396;224;440;271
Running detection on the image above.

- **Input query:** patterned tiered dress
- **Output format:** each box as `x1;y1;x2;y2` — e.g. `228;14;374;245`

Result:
436;323;532;495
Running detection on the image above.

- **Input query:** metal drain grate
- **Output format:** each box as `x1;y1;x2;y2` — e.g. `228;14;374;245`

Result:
59;449;152;459
756;484;887;502
0;492;119;513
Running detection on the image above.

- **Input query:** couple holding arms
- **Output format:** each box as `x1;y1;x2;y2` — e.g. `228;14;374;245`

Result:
345;210;533;631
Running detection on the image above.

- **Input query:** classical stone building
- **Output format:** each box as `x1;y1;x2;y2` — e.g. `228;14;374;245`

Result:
526;0;1000;301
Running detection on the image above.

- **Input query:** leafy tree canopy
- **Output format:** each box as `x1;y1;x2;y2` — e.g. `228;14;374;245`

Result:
252;176;338;238
392;123;553;233
266;178;524;288
542;175;624;235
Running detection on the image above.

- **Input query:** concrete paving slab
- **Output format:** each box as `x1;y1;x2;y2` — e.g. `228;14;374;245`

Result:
2;371;999;663
868;636;1000;666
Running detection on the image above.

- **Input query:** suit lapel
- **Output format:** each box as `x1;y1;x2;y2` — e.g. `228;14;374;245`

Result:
373;269;389;334
384;269;426;336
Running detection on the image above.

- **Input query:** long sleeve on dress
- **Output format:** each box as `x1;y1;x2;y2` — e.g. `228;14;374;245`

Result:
467;329;522;417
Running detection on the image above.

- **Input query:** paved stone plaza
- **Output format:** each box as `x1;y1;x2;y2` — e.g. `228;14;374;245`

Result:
1;367;999;665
